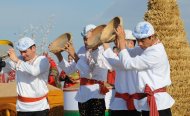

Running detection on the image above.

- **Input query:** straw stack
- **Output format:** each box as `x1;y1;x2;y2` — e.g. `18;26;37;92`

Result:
144;0;190;115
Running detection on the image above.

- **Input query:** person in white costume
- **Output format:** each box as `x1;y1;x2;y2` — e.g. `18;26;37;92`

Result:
53;24;112;116
115;21;175;116
103;29;141;116
2;37;50;116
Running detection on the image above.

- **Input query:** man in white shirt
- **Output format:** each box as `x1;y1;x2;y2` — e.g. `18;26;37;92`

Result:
115;21;175;116
3;37;50;116
103;29;141;116
53;24;111;116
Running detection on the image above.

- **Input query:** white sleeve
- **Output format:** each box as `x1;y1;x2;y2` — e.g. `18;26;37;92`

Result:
103;48;124;70
58;57;78;75
16;57;50;77
119;48;160;71
127;46;144;57
76;57;91;77
91;46;112;70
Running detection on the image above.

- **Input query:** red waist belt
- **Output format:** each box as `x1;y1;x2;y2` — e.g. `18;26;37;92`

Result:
80;78;109;95
115;92;146;110
115;84;166;116
18;94;47;102
145;84;166;116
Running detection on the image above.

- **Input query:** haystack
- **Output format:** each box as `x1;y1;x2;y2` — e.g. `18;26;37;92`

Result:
144;0;190;115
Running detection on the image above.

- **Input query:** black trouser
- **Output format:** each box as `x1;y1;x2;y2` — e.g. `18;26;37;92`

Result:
17;109;49;116
142;108;172;116
78;98;106;116
110;110;141;116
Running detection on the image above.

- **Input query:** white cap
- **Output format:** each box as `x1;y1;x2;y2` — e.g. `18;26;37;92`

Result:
81;24;96;37
132;21;155;39
125;29;136;40
16;37;35;51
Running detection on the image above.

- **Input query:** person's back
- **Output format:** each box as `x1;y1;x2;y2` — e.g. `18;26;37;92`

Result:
43;52;60;87
106;46;118;86
103;29;141;116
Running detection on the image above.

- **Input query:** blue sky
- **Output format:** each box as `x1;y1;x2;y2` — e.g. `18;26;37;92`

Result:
0;0;189;54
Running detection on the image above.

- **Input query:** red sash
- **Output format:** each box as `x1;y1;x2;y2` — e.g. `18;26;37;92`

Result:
115;84;166;116
18;94;47;102
144;84;166;116
80;78;109;95
107;70;116;85
115;92;146;110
